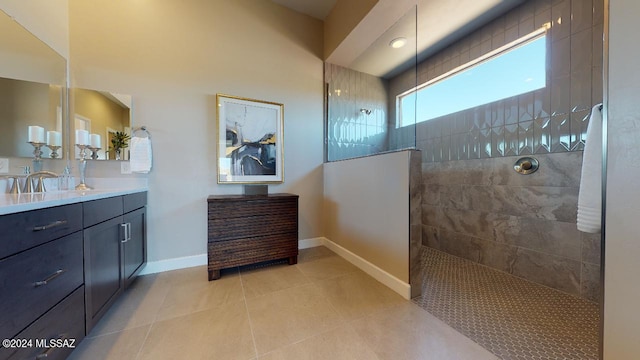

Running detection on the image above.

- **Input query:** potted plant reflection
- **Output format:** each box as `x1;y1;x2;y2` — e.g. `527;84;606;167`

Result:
108;131;130;160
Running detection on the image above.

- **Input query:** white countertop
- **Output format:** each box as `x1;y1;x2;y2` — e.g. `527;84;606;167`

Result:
0;182;148;216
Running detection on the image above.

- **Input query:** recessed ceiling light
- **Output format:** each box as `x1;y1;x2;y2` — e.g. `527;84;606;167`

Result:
389;37;407;49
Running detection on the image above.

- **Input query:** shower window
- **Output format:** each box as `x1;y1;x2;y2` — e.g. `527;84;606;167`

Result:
396;27;548;128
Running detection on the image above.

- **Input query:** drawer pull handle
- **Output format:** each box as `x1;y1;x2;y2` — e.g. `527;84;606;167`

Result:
34;269;66;287
35;333;67;359
121;223;131;243
33;220;67;232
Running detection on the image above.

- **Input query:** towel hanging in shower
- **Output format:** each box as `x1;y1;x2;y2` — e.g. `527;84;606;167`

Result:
577;104;603;233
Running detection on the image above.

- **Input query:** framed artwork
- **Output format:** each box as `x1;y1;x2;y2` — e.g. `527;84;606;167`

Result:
216;94;284;184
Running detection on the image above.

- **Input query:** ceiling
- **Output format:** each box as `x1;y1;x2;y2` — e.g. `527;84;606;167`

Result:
350;0;526;78
270;0;337;20
272;0;526;79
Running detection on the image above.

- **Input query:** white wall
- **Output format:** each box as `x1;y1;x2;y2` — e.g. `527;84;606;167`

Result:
603;0;640;358
0;0;68;58
324;150;410;282
68;0;325;264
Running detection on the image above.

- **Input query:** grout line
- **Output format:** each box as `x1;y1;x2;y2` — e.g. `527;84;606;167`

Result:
133;322;154;360
257;324;345;358
85;323;150;340
134;274;171;360
343;319;384;360
144;274;172;326
240;249;352;357
239;267;260;358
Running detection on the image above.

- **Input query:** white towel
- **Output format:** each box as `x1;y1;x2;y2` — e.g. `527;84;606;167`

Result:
129;136;152;173
577;104;603;233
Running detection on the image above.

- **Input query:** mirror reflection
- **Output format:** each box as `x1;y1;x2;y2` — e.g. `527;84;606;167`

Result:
0;9;67;160
0;77;63;158
71;88;131;160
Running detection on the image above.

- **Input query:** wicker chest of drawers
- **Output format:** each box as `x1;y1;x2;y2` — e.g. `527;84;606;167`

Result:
207;193;299;280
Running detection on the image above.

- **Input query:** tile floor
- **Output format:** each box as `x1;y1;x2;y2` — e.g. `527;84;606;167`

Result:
69;246;497;360
413;247;600;360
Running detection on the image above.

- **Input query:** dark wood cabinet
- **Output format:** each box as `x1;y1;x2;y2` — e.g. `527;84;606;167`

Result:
123;206;146;288
207;193;299;280
83;192;147;333
1;287;85;360
0;191;147;358
0;232;83;341
0;203;82;259
0;203;85;359
83;215;124;332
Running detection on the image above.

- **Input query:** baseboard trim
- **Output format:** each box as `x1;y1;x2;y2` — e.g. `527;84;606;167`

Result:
321;237;412;300
298;237;325;249
139;253;207;275
139;237;412;300
139;237;328;275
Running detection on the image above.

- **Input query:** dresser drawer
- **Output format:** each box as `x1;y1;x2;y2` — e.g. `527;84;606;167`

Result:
207;196;297;219
208;212;297;241
0;232;84;340
208;232;298;268
0;203;82;259
0;286;85;360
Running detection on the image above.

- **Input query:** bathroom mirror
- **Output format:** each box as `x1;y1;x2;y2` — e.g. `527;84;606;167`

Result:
0;9;67;160
71;88;132;160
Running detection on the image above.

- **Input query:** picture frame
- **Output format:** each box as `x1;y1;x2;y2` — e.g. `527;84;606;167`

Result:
216;93;284;184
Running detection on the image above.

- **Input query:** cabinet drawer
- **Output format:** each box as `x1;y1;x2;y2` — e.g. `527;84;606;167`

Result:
123;192;147;213
83;196;123;228
0;203;82;259
0;232;84;340
208;212;297;241
0;286;85;360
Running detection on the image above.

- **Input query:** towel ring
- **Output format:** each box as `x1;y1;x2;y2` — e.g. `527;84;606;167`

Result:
133;126;151;139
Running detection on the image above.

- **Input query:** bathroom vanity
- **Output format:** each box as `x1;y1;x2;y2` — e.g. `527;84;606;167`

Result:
0;7;148;358
0;188;147;360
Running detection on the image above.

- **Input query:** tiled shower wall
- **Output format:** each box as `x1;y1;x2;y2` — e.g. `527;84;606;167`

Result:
389;0;603;301
391;0;604;158
422;153;601;301
324;63;390;161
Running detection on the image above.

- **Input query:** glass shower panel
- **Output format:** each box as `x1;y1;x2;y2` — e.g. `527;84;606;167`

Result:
325;63;391;161
325;6;417;162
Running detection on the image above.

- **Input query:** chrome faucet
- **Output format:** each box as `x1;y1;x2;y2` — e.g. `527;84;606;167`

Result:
23;171;58;193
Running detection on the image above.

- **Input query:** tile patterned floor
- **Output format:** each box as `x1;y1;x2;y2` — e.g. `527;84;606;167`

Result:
413;247;600;360
68;246;497;360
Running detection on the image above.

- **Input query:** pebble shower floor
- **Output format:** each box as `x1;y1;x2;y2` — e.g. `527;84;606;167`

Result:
413;248;599;360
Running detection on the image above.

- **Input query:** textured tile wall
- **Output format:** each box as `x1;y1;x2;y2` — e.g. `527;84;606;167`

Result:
389;0;604;163
324;63;390;161
421;152;600;300
409;150;423;298
413;0;604;302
